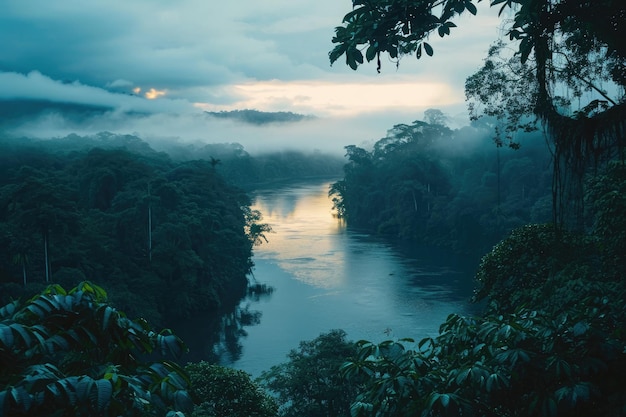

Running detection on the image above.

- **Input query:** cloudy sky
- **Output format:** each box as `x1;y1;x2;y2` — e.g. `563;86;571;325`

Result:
0;0;503;153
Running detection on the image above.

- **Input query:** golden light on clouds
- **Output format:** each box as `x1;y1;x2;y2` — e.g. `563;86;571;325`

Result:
132;87;142;95
144;87;166;99
229;80;461;116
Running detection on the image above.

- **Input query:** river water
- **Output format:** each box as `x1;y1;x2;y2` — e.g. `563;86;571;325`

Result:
180;178;480;377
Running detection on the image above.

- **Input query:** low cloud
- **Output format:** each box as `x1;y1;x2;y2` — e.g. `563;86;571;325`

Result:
3;99;456;157
0;71;195;114
0;0;502;117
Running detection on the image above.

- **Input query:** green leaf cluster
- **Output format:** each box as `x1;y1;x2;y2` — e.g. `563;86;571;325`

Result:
258;330;360;417
343;292;626;417
185;362;277;417
0;281;193;417
329;0;481;71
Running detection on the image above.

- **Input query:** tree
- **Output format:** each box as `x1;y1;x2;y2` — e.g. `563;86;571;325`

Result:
330;0;625;225
343;298;626;417
258;330;360;417
0;281;192;416
8;174;80;283
473;223;594;313
185;362;277;417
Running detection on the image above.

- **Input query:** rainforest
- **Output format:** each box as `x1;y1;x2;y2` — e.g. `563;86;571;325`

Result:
1;0;625;416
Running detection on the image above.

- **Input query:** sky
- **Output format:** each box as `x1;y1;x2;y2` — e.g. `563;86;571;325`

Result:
0;0;503;154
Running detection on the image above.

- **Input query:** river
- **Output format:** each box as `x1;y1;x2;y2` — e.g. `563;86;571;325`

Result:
179;178;481;377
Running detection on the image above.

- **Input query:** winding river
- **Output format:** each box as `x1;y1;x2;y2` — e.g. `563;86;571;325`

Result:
179;178;480;377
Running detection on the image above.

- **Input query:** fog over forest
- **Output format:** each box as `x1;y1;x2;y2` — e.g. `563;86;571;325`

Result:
1;0;624;414
0;81;480;157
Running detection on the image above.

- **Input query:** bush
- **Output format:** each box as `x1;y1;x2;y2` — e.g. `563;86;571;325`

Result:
258;329;360;417
473;223;596;312
185;362;277;417
0;281;192;416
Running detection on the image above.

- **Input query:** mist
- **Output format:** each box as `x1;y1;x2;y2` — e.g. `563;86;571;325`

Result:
1;102;476;157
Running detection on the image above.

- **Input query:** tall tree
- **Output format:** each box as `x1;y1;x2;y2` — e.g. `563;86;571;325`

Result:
9;174;79;282
330;0;625;225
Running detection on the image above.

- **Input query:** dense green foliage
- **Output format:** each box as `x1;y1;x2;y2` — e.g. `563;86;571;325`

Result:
330;114;552;254
584;161;626;275
0;134;269;324
0;282;192;417
343;300;626;417
185;362;277;417
258;330;360;417
473;224;595;312
336;162;626;417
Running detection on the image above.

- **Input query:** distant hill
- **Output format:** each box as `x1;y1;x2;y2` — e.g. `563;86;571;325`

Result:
0;99;113;127
205;109;314;125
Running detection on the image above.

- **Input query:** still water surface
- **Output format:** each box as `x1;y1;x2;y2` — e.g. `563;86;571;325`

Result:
234;178;480;376
180;178;480;377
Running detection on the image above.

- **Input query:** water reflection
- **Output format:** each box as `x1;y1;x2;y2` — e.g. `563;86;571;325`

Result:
174;288;273;365
215;179;479;377
210;303;262;364
252;182;348;289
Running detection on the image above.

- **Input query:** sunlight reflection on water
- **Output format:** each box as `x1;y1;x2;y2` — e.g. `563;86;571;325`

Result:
226;178;478;377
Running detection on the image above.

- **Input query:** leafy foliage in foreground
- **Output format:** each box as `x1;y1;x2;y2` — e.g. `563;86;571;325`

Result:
0;281;192;417
185;362;277;417
259;330;360;417
338;163;626;416
344;297;626;417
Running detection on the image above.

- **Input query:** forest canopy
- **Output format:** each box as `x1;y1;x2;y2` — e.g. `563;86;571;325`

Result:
0;134;270;325
329;113;554;254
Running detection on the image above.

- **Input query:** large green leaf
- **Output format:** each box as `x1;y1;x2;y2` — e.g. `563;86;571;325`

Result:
157;331;186;359
423;42;434;56
0;324;15;349
0;301;17;319
10;323;33;348
10;386;32;412
92;379;113;411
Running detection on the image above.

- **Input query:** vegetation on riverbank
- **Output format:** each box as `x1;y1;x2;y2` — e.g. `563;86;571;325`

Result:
258;162;626;417
2;0;625;412
0;134;270;325
329;114;553;256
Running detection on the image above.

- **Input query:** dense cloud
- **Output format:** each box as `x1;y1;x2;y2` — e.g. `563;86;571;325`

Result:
0;0;502;153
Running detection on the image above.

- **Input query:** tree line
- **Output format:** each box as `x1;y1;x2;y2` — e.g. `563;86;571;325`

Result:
156;140;345;188
330;111;554;256
2;0;624;413
0;134;271;325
